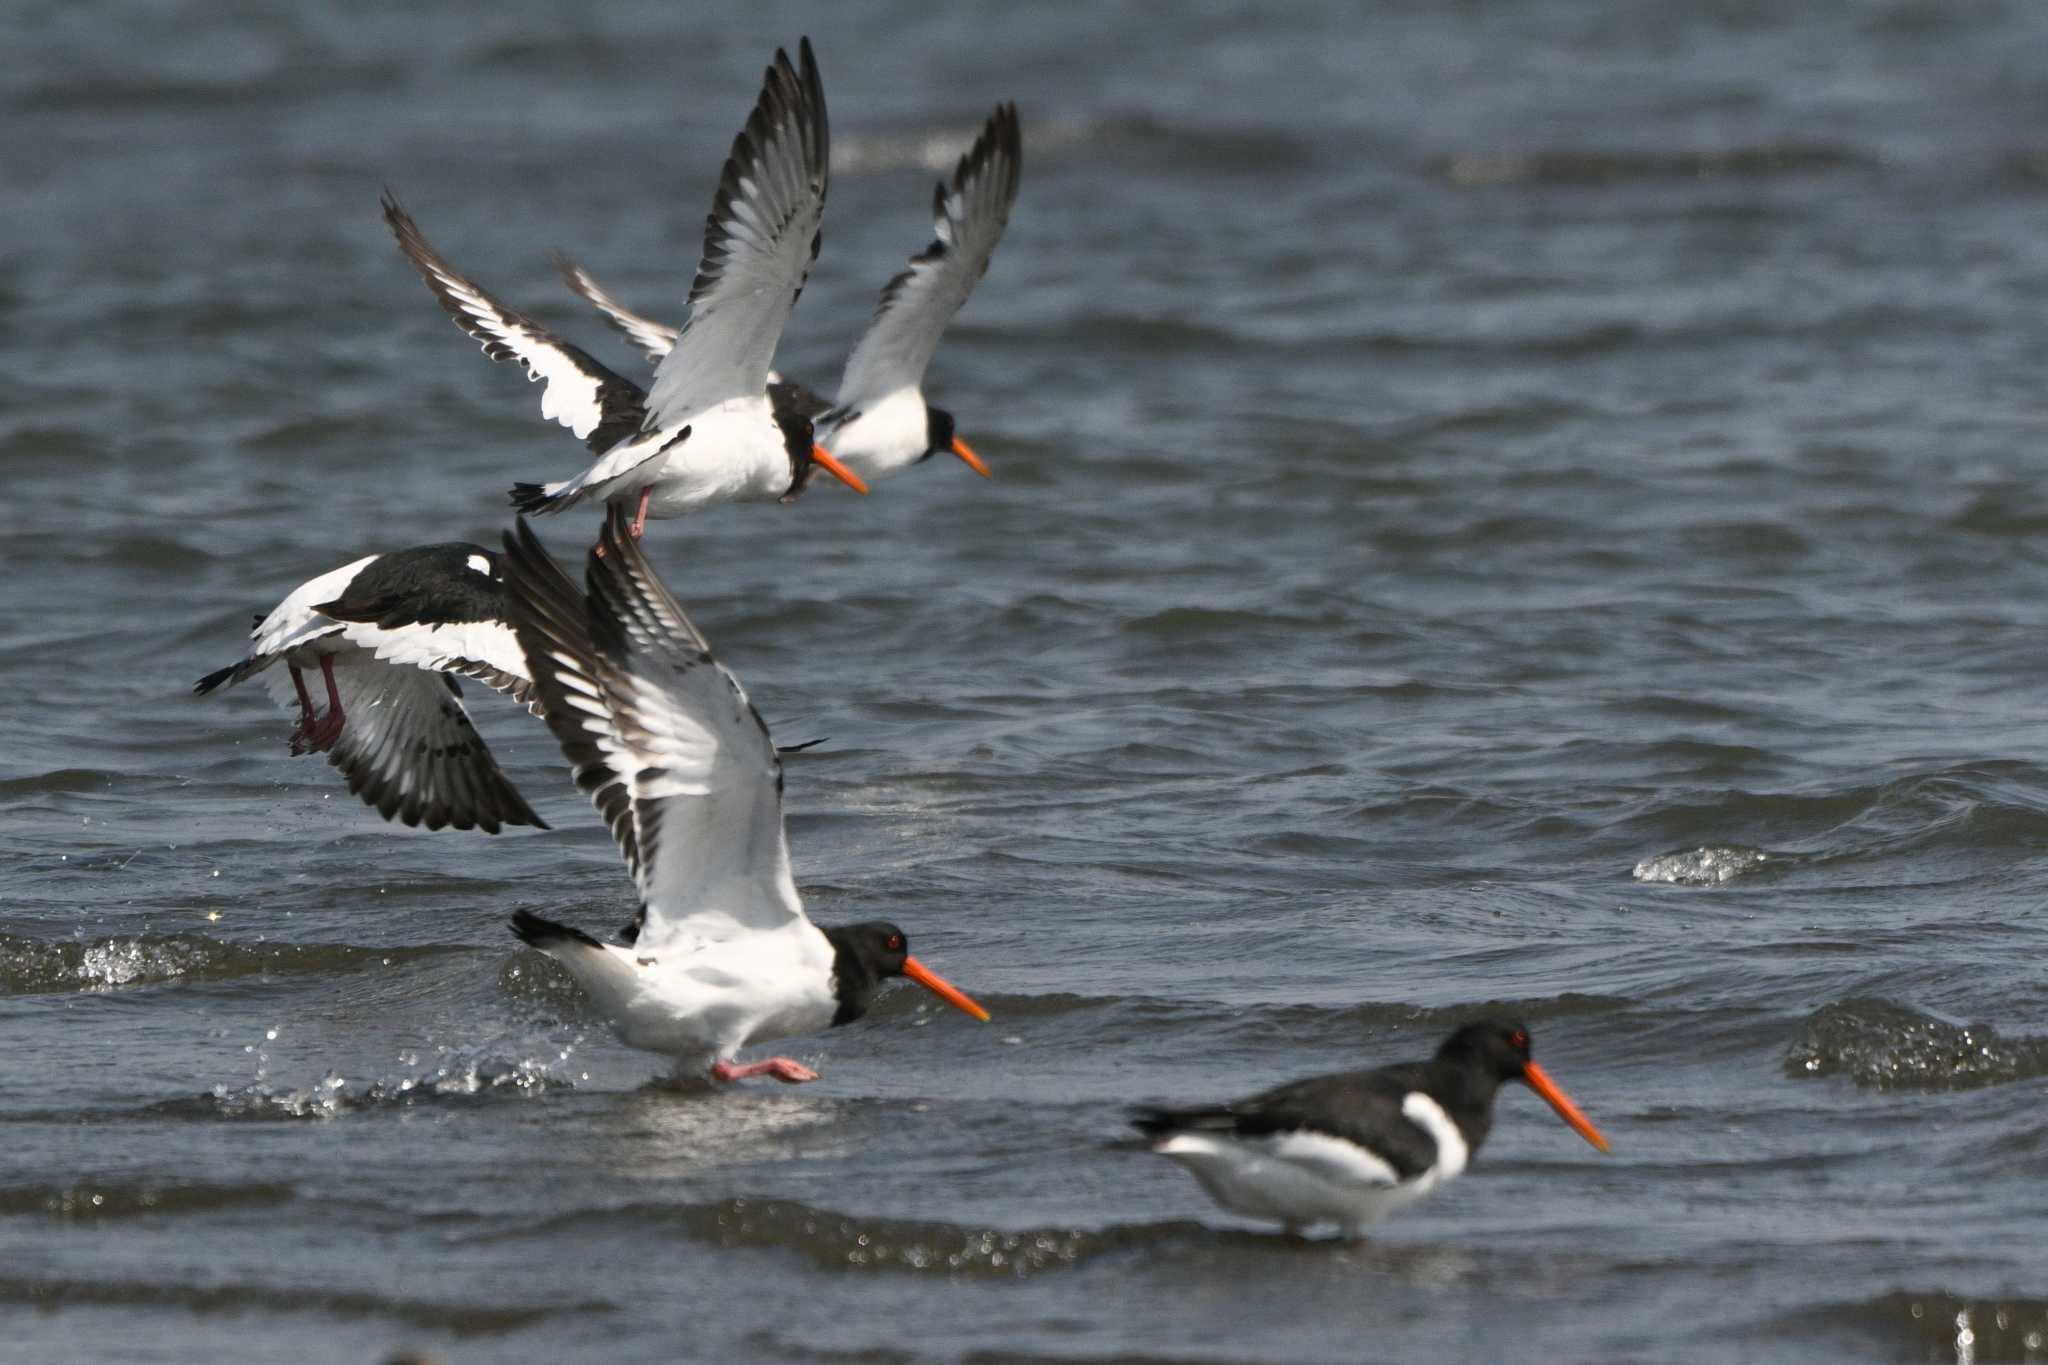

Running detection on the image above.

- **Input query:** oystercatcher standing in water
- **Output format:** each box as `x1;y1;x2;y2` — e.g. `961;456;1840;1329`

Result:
499;507;988;1083
1132;1018;1610;1236
556;101;1022;488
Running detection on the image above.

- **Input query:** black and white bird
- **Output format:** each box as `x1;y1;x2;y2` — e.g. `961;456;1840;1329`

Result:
1131;1019;1610;1237
555;101;1021;487
500;507;988;1083
193;544;545;834
383;39;868;541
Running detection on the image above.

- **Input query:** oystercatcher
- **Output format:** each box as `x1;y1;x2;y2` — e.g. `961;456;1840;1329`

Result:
383;40;867;541
556;101;1021;486
1132;1018;1609;1236
499;507;988;1083
193;544;545;834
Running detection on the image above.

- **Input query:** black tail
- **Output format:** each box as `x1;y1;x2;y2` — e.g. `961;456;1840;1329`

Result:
509;482;558;515
193;658;254;696
1129;1106;1181;1139
510;909;605;952
1130;1104;1241;1139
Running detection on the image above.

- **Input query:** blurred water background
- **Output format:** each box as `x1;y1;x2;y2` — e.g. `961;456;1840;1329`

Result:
4;2;2048;1360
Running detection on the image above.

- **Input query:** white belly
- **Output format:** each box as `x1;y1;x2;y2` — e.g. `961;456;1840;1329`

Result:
818;388;928;482
1156;1127;1454;1235
639;402;793;516
556;925;840;1073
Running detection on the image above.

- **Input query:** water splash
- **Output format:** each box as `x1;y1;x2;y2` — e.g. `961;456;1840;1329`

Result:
1786;999;2048;1091
1632;845;1771;885
0;932;456;996
199;1037;578;1120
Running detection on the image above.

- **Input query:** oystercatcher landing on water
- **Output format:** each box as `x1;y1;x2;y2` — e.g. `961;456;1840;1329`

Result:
557;101;1021;488
499;507;988;1084
382;39;867;542
192;544;544;834
1132;1018;1609;1237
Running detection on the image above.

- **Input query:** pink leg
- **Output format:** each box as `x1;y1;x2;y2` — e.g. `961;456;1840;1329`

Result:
287;665;319;755
711;1057;818;1084
595;488;654;559
305;656;346;752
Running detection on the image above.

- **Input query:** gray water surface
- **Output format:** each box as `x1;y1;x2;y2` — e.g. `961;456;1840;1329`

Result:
5;2;2048;1361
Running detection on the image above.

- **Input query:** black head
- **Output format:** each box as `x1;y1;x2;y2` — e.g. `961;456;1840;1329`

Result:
820;920;911;1027
831;920;911;974
821;919;989;1028
774;405;869;501
775;408;820;500
921;406;957;461
1436;1016;1611;1154
1435;1017;1535;1082
920;404;992;477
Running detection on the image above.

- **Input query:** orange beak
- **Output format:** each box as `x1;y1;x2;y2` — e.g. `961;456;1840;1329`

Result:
812;444;869;495
1522;1062;1610;1152
950;435;992;478
901;954;991;1022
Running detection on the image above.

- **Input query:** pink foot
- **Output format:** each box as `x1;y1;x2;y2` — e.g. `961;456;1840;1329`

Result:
711;1056;818;1084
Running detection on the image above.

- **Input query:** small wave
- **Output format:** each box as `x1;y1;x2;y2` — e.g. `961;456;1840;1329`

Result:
1617;762;2048;864
1632;845;1774;885
1439;141;1872;187
1785;999;2048;1091
1791;1290;2048;1362
0;1274;600;1336
518;1197;1205;1279
834;115;1102;176
0;933;459;996
0;1181;293;1221
0;767;116;796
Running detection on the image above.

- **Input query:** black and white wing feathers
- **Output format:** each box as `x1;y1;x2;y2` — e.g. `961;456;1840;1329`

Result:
383;194;648;455
263;662;544;834
551;251;679;366
1131;1066;1441;1183
834;102;1021;406
642;39;829;429
501;510;803;947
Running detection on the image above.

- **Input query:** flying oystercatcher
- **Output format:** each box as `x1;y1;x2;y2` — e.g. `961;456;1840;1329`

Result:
499;507;988;1083
193;543;545;834
556;101;1021;487
1132;1018;1610;1237
383;39;867;542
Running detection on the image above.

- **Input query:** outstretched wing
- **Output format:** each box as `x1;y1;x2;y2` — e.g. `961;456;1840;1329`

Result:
383;193;648;454
258;659;544;834
642;38;829;428
835;103;1021;406
552;251;679;366
500;509;803;947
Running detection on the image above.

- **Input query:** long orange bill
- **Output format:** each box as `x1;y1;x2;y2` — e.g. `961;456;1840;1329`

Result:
902;954;991;1022
950;435;992;478
1522;1062;1610;1153
812;444;869;495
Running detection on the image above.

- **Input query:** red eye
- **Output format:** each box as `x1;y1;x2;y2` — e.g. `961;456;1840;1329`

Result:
1511;1031;1529;1051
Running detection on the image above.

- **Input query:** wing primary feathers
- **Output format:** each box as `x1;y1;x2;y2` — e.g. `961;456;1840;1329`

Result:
501;515;643;875
551;251;678;365
382;191;649;454
834;101;1021;406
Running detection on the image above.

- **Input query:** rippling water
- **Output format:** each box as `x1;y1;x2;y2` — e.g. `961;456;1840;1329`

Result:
7;1;2048;1361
